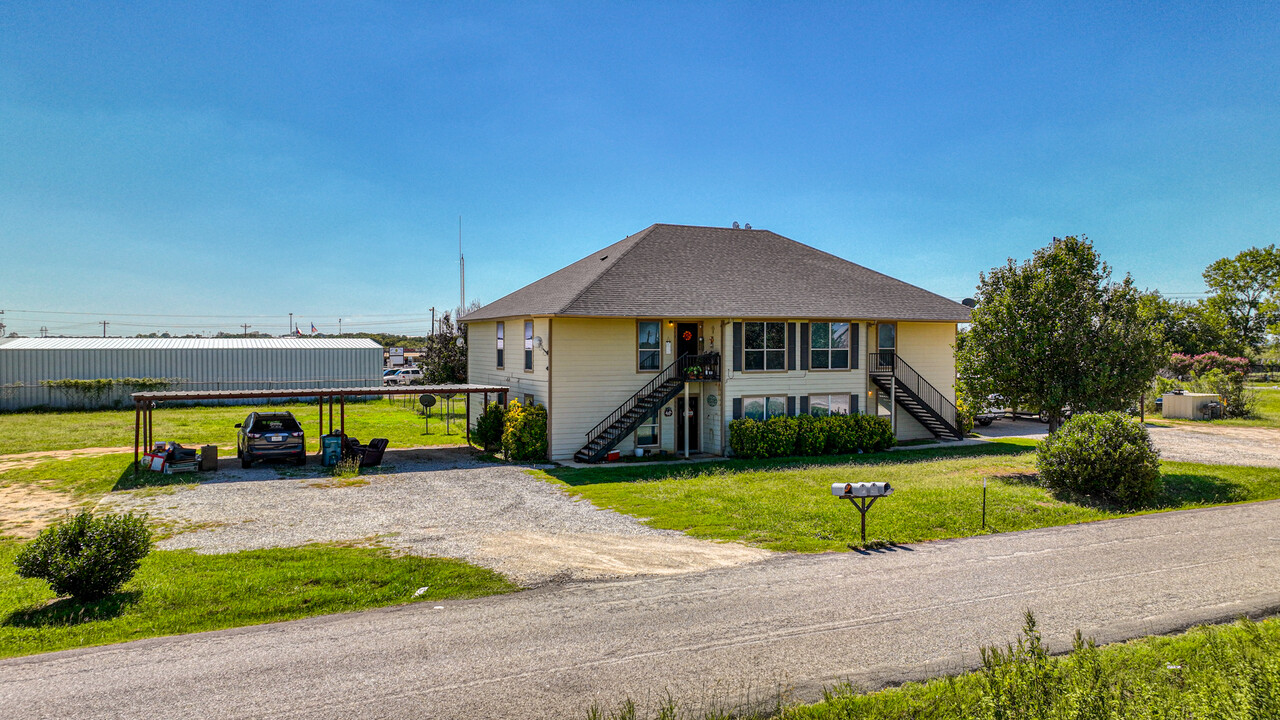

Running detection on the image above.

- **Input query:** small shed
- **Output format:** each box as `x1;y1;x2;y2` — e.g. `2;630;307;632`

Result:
0;338;384;410
1161;392;1220;420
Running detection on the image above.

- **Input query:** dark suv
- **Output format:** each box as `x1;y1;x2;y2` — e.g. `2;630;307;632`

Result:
236;411;306;468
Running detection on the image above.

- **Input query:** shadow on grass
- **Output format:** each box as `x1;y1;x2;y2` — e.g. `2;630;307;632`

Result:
1040;471;1249;513
548;441;1036;487
111;462;197;492
3;591;141;628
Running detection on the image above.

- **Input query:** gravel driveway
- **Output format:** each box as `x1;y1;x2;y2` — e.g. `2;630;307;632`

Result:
976;417;1280;468
102;448;767;586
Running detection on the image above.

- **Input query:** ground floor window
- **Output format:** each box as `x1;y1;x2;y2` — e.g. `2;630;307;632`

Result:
743;395;788;421
635;415;659;446
809;393;852;416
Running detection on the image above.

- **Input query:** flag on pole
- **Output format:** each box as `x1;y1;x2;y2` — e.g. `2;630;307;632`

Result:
310;322;317;334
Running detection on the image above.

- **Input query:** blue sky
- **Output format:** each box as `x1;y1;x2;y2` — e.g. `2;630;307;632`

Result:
2;1;1278;337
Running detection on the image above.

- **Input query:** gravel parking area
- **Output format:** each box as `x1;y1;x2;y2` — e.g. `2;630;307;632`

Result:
102;448;767;586
975;417;1280;468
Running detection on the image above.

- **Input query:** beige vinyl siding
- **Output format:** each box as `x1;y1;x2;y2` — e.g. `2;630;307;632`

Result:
891;322;958;441
547;317;661;460
467;318;551;434
721;320;869;453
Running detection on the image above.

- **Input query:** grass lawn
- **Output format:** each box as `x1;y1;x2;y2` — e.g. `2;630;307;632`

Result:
0;396;475;456
0;542;518;659
592;615;1280;719
539;441;1280;551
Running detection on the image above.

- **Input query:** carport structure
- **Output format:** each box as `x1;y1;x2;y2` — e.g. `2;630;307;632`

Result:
130;384;509;467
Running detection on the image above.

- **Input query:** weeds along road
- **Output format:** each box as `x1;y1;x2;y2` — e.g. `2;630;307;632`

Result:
4;500;1280;720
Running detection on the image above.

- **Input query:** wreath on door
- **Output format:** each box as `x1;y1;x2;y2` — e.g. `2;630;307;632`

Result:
682;330;693;341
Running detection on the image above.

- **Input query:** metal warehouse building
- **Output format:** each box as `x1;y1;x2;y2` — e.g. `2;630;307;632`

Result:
0;338;384;410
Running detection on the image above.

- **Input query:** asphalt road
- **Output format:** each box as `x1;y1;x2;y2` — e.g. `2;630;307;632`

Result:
4;500;1280;720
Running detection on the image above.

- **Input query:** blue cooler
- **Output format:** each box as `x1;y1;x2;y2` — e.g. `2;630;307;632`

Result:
321;434;343;467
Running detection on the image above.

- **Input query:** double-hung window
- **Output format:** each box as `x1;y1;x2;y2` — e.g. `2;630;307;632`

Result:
524;320;534;371
742;395;788;421
743;321;786;371
635;415;659;446
809;393;852;417
637;320;661;371
496;322;505;369
810;322;850;370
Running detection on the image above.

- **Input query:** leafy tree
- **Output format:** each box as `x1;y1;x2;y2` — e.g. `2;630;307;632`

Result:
1203;244;1280;352
1139;293;1238;357
957;236;1166;432
419;312;467;384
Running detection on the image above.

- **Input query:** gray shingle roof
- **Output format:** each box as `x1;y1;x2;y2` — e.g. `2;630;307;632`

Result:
462;224;971;323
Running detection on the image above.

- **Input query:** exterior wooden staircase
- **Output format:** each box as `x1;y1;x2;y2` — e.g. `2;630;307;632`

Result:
575;353;720;463
867;351;965;440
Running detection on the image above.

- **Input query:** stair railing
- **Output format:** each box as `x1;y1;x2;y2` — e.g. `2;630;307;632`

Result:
868;351;961;436
584;353;691;448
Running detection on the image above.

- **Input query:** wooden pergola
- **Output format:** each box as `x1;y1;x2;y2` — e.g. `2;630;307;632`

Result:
130;383;509;467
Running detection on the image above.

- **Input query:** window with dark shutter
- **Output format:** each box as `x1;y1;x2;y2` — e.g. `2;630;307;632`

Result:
851;322;860;369
800;323;810;371
732;397;743;420
732;322;743;372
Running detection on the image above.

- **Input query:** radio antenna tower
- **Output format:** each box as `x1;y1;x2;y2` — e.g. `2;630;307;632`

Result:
458;216;466;312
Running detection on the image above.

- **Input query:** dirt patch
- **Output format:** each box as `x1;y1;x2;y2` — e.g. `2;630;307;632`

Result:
0;485;83;538
476;532;771;582
0;447;133;473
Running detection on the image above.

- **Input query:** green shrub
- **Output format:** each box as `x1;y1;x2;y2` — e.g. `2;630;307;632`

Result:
500;400;548;462
1190;368;1257;418
473;402;506;451
728;418;765;459
1036;411;1161;506
794;415;827;456
15;511;153;601
729;413;896;458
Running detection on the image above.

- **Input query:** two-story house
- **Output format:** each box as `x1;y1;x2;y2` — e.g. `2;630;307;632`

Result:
462;224;971;462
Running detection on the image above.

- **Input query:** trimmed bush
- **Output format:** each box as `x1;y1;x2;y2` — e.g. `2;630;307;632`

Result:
15;511;152;601
473;402;506;451
500;399;549;462
728;413;895;459
1036;411;1161;506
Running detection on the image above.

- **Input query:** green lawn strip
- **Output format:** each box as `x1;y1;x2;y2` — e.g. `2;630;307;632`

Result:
772;616;1280;719
0;452;197;499
540;443;1280;552
0;543;518;659
0;396;475;456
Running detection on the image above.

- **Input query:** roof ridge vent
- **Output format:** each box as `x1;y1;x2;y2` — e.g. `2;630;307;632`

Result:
732;221;740;229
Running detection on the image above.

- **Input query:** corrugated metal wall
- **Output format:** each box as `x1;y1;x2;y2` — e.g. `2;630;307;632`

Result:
0;342;385;410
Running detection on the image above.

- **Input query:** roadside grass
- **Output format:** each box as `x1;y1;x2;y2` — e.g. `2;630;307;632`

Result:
588;614;1280;720
0;541;518;659
539;441;1280;551
0;396;474;456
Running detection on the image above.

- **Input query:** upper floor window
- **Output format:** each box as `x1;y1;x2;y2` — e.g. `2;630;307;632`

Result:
638;321;661;371
496;322;505;369
810;322;850;370
743;321;786;371
524;320;534;371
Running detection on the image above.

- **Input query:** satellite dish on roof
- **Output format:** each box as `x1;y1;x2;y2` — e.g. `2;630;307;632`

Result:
962;298;977;308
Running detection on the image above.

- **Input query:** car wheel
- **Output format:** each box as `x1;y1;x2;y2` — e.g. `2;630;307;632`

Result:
241;453;253;469
978;418;992;427
294;453;306;466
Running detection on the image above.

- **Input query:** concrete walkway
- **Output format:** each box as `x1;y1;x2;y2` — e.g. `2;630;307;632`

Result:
3;499;1279;719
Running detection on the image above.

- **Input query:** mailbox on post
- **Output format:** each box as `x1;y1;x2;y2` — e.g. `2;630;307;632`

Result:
832;482;893;543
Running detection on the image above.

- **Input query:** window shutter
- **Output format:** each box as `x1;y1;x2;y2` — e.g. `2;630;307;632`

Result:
732;397;743;420
787;323;797;370
800;323;810;371
799;396;809;415
851;322;860;369
787;396;796;416
732;322;743;372
851;393;860;414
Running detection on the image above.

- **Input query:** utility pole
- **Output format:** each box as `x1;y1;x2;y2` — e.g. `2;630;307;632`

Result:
430;307;436;336
459;216;465;312
40;326;48;338
0;309;5;337
338;318;343;336
100;320;109;337
241;323;252;337
288;312;293;336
